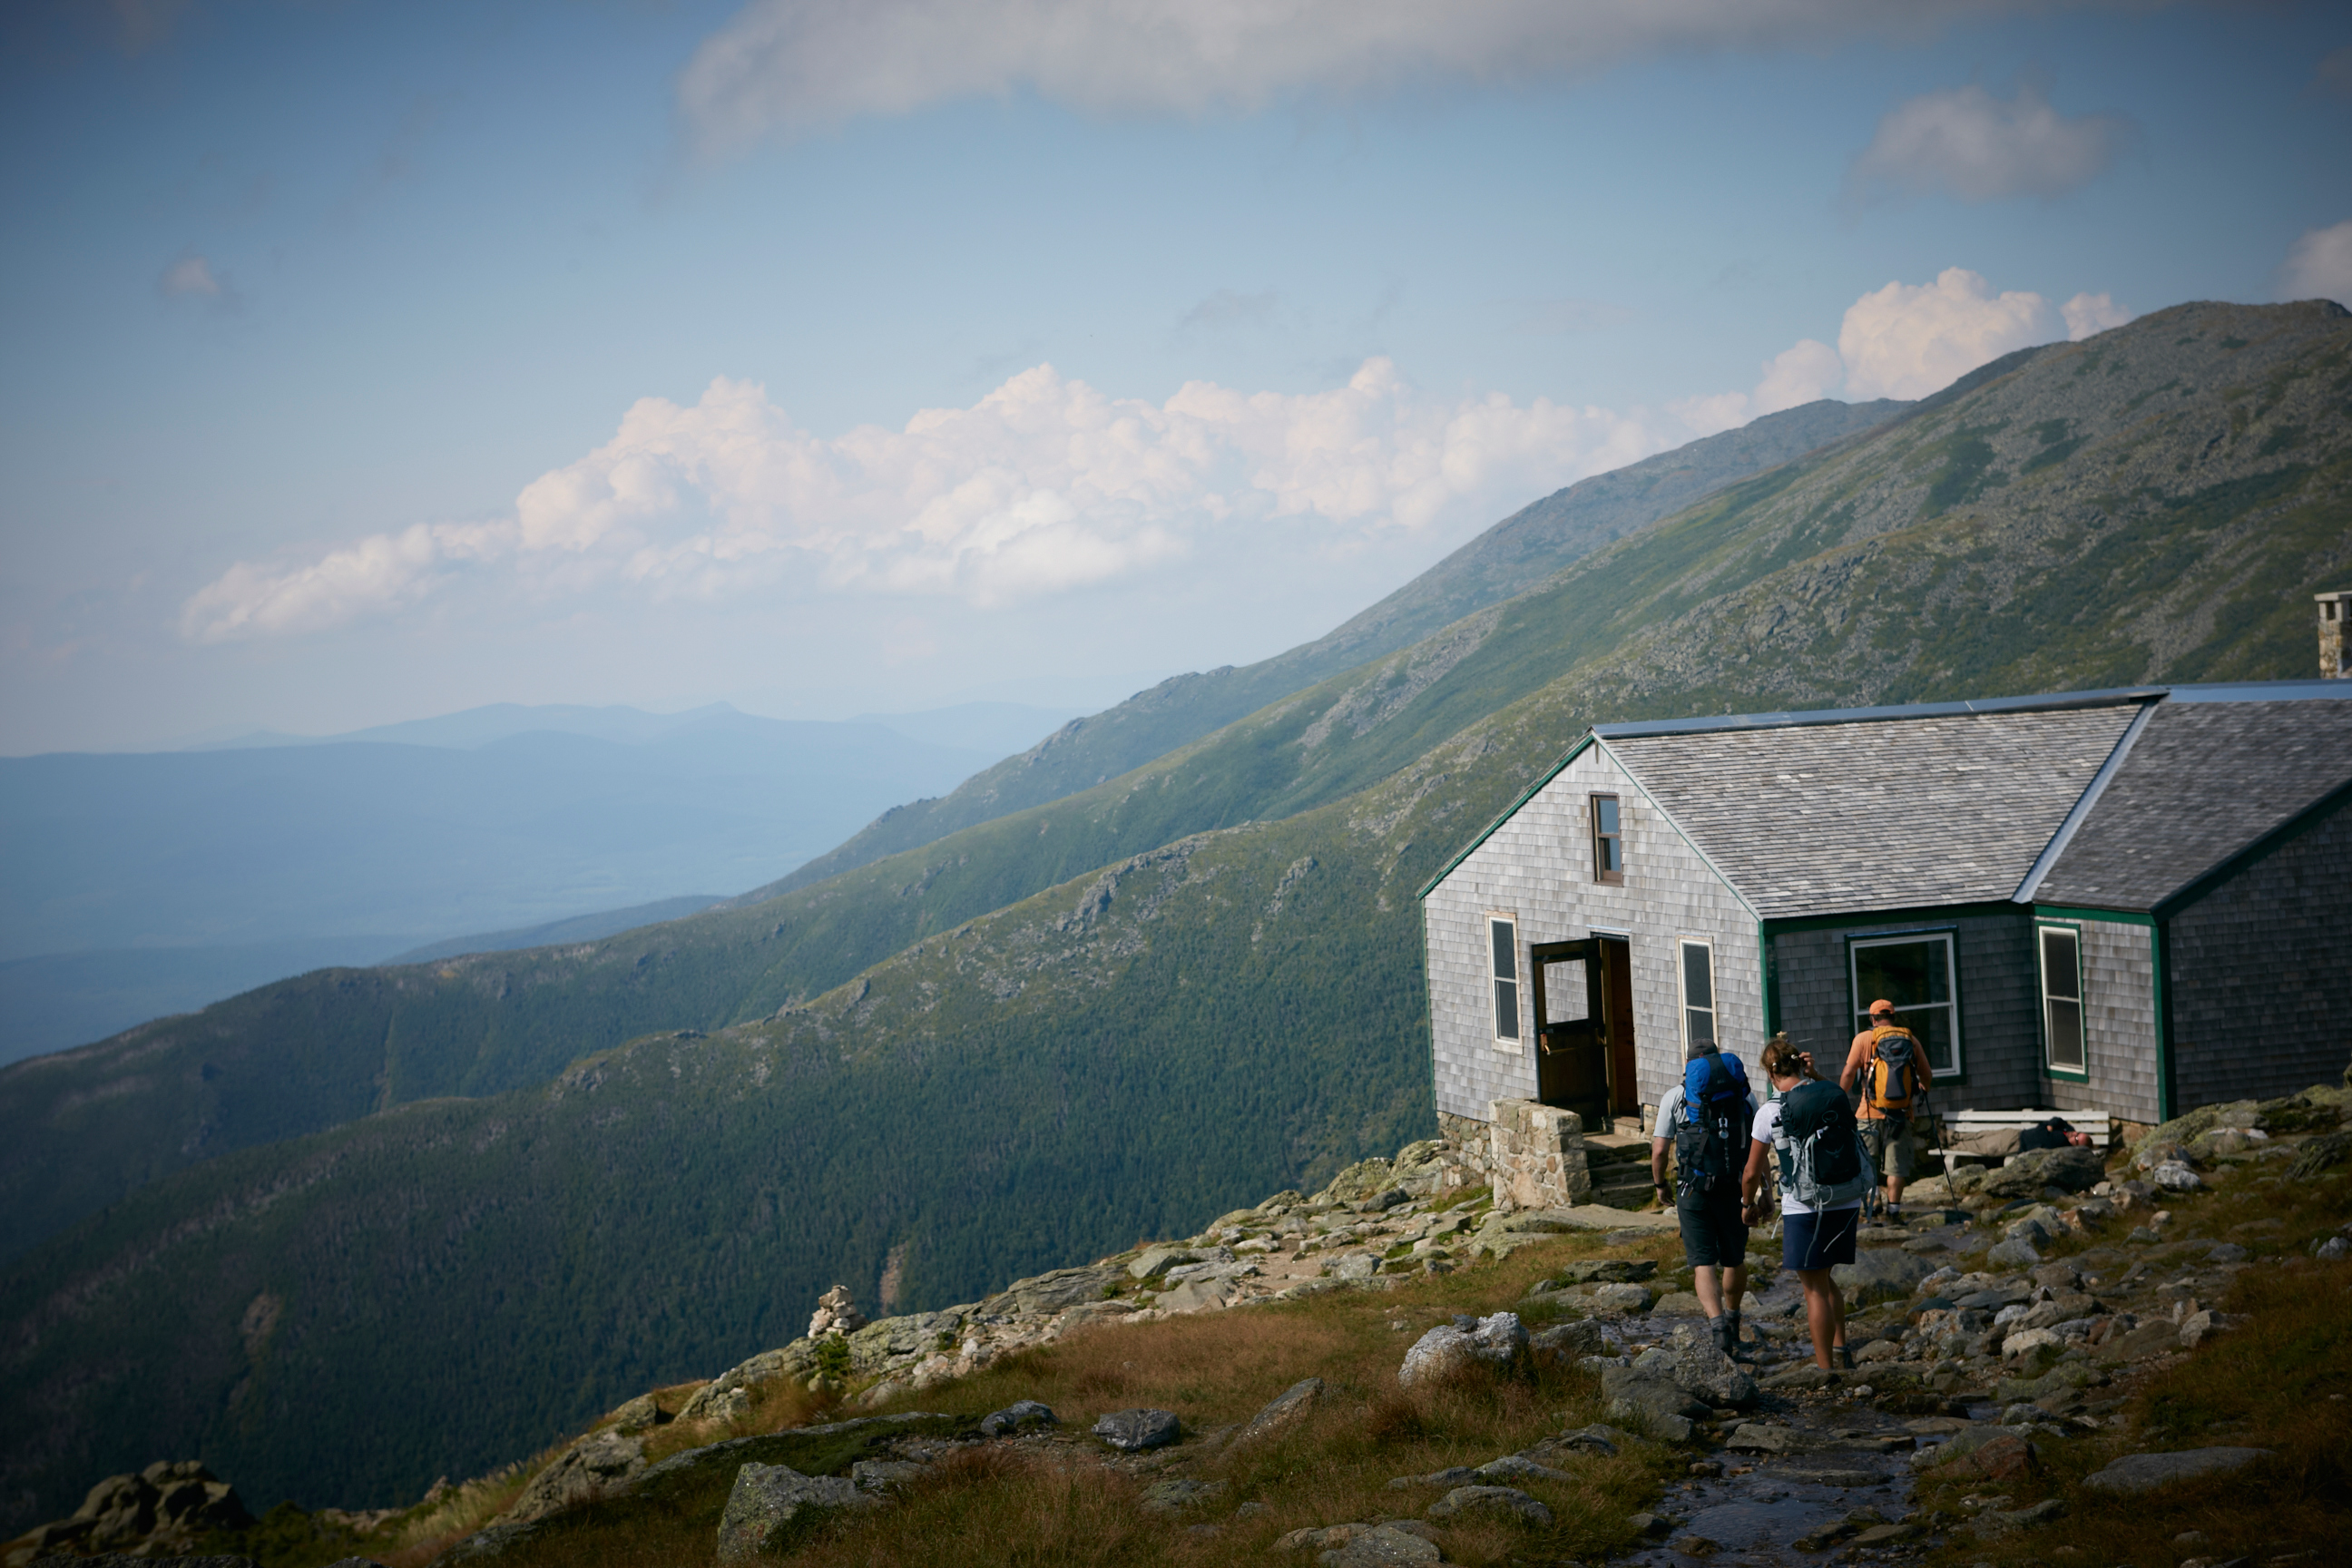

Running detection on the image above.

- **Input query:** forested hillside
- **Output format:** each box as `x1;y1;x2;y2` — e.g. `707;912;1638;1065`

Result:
3;299;2347;1534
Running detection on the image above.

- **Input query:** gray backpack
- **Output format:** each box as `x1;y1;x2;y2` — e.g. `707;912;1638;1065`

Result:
1770;1081;1874;1208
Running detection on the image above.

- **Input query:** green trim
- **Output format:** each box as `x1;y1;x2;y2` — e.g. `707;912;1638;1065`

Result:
1760;917;1779;1035
2030;904;2155;927
1416;731;1597;900
1760;901;2017;937
2153;918;2176;1123
2151;774;2352;920
2034;919;2091;1083
1846;926;1967;1085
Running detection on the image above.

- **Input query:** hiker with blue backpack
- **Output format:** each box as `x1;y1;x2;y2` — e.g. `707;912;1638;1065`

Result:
1649;1039;1759;1363
1742;1034;1874;1370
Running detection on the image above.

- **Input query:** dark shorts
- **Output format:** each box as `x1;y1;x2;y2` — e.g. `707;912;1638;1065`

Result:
1676;1186;1749;1269
1781;1206;1860;1272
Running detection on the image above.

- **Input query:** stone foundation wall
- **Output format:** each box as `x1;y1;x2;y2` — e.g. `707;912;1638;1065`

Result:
1485;1098;1592;1211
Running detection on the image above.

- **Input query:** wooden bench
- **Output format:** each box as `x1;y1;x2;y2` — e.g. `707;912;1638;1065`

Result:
1928;1108;2115;1184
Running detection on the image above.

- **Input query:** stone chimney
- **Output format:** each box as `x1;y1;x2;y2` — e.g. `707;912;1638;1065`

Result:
2321;591;2351;680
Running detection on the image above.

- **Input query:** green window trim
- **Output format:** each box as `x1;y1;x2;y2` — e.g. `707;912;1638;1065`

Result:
2035;920;2091;1083
1846;926;1967;1085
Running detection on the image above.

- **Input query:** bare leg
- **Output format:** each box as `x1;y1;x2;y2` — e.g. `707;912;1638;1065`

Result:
1798;1268;1847;1368
1723;1264;1747;1311
1694;1265;1723;1318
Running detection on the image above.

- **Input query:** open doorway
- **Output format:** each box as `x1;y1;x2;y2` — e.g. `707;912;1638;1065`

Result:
1530;936;1641;1133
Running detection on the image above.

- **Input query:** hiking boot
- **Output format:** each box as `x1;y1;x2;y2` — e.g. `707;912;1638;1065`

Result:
1835;1344;1856;1370
1724;1324;1756;1364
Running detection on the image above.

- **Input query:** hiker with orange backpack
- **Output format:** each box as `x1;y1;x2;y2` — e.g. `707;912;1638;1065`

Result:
1840;999;1930;1220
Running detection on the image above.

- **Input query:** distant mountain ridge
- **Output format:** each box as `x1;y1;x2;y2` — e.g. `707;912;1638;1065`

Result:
759;397;1909;899
5;300;2347;1529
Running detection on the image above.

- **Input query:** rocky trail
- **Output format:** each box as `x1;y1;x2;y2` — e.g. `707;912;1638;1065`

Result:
10;1082;2350;1568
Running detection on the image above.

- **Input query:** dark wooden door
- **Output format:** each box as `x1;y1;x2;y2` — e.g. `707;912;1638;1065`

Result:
1531;939;1611;1133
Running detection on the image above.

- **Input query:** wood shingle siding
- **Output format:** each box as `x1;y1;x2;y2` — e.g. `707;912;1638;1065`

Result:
2166;801;2352;1108
2069;918;2161;1124
1422;743;1760;1123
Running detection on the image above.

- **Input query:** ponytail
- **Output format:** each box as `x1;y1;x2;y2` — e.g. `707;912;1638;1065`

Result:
1760;1033;1816;1082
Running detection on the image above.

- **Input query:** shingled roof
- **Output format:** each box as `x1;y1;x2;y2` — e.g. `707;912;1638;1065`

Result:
1606;704;2142;919
2035;697;2352;912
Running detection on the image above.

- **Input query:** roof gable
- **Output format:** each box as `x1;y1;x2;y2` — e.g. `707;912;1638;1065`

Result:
1606;705;2141;918
2036;698;2352;912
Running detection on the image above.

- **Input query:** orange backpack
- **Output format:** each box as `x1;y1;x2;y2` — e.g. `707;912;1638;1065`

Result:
1866;1025;1922;1112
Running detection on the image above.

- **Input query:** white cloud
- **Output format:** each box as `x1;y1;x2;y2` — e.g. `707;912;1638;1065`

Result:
1838;268;2060;400
1848;82;2136;204
678;0;2048;155
2061;290;2132;340
2277;219;2352;308
157;252;237;309
181;361;1681;642
1751;338;1847;414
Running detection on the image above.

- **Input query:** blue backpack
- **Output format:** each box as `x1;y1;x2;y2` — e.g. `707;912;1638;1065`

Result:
1673;1050;1752;1196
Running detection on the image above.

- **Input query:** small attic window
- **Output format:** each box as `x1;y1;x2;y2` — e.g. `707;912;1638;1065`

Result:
1591;794;1624;885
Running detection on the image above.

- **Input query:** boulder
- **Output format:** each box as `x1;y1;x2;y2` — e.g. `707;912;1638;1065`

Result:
1724;1423;1808;1455
1602;1365;1710;1426
715;1464;873;1560
1425;1485;1553;1527
1385;1466;1481;1490
1237;1378;1325;1445
1137;1477;1227;1513
1980;1146;2106;1199
2150;1161;2203;1192
1526;1319;1607;1368
2082;1446;2271;1494
977;1400;1057;1438
1318;1157;1399;1203
1128;1248;1210;1280
1092;1408;1181;1452
1518;1426;1625;1463
1396;1312;1528;1388
1473;1455;1573;1484
1328;1253;1381;1283
1539;1259;1659;1285
503;1430;646;1524
989;1265;1127;1315
1926;1432;2040;1483
1831;1249;1937;1307
1985;1237;2042;1269
1659;1322;1760;1406
1318;1523;1444;1566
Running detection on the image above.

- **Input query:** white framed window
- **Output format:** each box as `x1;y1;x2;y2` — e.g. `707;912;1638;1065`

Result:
1848;931;1962;1078
1488;916;1520;1044
1677;938;1716;1048
2038;924;2087;1079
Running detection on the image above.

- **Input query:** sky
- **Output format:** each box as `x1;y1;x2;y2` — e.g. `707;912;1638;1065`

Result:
4;0;2349;755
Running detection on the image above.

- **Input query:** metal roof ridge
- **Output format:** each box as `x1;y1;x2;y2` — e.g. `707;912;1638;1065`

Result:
2010;695;2163;906
1591;685;2169;740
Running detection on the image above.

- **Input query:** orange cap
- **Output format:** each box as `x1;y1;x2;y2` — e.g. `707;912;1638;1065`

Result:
1867;999;1896;1015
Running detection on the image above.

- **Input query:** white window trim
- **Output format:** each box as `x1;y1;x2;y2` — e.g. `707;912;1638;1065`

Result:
1677;936;1716;1051
2037;922;2089;1080
1487;914;1522;1051
1847;931;1965;1079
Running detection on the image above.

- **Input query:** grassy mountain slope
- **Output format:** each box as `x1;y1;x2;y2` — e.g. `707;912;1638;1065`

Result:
2;303;2342;1278
2;300;2347;1529
760;397;1907;896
